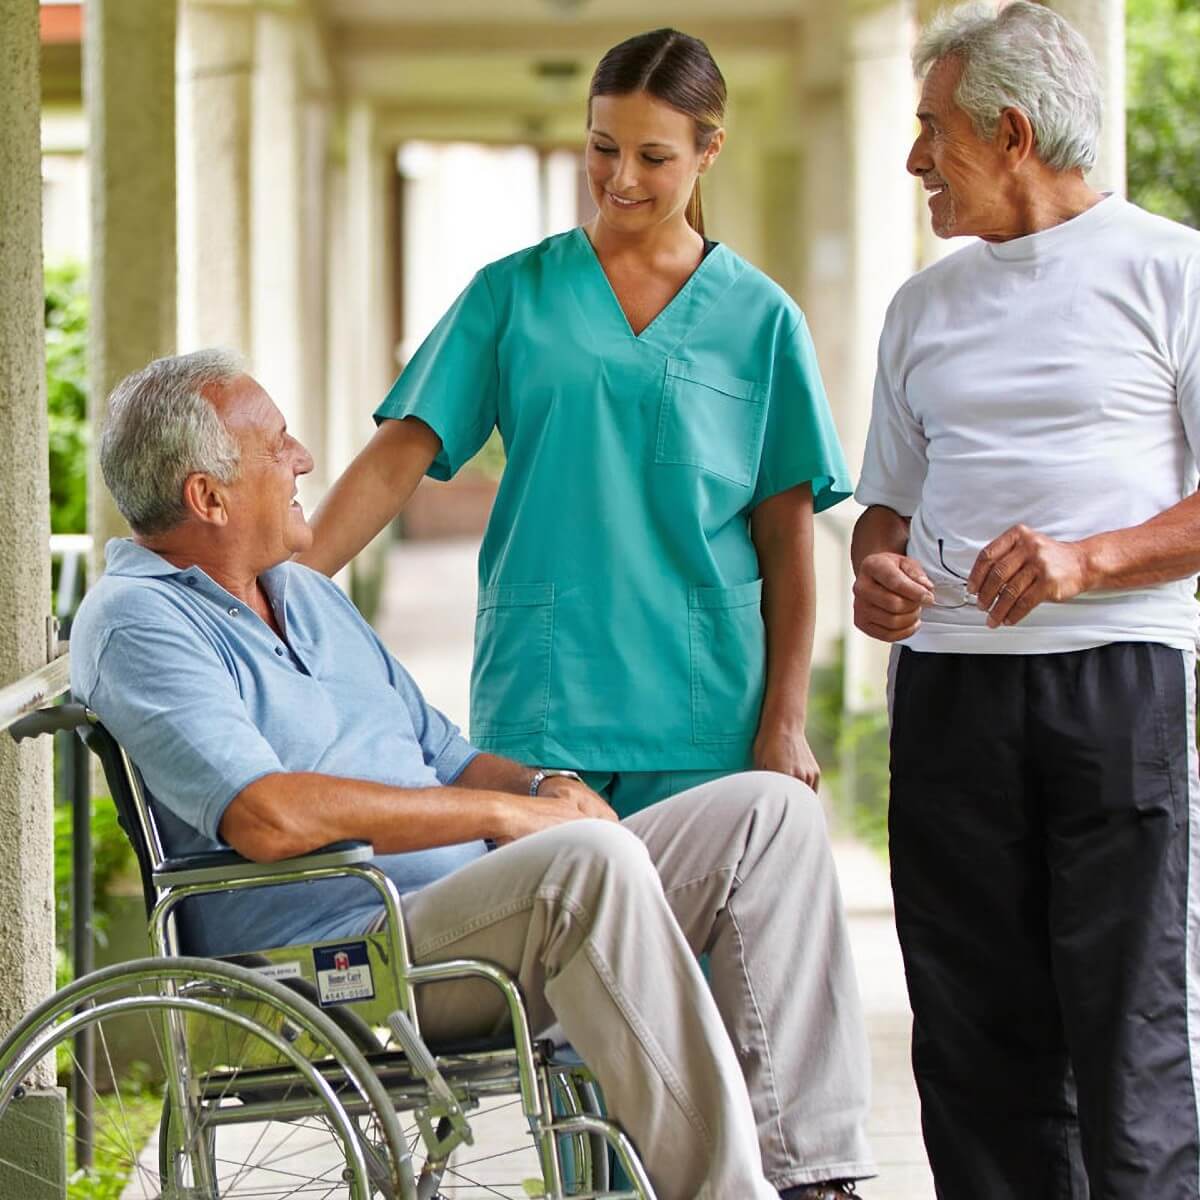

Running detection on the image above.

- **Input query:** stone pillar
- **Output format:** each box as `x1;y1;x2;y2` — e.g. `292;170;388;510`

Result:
844;0;919;712
339;101;395;474
0;0;65;1189
793;6;857;671
1045;0;1125;195
250;7;314;480
85;0;177;568
178;0;254;353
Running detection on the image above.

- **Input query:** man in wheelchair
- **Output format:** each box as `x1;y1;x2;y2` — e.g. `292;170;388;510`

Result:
70;350;874;1200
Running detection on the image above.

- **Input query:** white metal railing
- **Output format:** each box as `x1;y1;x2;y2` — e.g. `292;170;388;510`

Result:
0;654;71;734
0;533;93;733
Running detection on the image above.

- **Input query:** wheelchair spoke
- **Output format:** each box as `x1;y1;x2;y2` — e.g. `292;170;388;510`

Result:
72;1024;161;1192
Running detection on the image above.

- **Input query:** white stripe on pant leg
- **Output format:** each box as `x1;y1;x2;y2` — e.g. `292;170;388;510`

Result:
1184;647;1200;1195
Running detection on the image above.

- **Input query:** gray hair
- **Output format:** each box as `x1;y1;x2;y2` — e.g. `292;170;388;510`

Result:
913;1;1102;173
100;349;245;535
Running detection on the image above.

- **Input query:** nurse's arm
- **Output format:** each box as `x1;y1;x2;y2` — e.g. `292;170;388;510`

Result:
219;768;612;862
298;417;442;576
750;483;821;787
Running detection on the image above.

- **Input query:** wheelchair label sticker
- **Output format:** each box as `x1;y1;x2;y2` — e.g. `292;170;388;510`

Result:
254;961;303;982
313;941;375;1006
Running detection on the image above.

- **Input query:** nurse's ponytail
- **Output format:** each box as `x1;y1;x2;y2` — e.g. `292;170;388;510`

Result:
685;184;706;238
589;29;726;238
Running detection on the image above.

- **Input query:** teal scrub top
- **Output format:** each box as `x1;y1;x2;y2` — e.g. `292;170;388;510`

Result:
375;228;852;772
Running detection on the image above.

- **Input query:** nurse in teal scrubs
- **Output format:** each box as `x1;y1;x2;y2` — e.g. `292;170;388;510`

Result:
303;28;852;819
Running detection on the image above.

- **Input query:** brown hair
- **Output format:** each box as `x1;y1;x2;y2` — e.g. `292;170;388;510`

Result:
588;28;726;236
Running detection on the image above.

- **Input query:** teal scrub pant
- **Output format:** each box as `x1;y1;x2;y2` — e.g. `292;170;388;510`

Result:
580;770;734;820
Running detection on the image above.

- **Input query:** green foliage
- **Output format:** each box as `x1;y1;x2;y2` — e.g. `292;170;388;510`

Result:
45;261;90;534
54;796;136;987
1127;0;1200;227
64;1082;161;1199
469;428;507;481
811;640;891;853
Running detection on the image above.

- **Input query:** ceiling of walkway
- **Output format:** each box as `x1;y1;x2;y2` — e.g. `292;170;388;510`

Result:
318;0;802;143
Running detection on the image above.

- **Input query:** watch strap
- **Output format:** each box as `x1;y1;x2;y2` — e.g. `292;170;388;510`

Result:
529;768;582;796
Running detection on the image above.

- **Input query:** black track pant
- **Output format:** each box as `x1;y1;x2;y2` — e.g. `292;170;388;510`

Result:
889;643;1199;1200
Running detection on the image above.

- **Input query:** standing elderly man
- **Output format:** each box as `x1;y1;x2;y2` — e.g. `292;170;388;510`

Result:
852;2;1200;1196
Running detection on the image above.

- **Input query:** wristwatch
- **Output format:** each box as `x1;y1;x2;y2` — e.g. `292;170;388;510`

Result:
529;768;582;796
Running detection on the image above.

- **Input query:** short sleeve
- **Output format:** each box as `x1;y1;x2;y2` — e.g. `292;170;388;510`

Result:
753;313;853;512
374;269;500;481
855;307;929;516
76;622;284;843
379;645;479;785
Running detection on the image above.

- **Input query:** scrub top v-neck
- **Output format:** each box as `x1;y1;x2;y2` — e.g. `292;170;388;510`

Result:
375;227;852;772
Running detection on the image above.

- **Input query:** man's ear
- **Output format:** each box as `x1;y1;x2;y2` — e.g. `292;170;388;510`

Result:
996;106;1035;168
181;472;230;527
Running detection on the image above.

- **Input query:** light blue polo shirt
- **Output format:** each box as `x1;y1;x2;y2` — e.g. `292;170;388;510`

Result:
70;538;486;955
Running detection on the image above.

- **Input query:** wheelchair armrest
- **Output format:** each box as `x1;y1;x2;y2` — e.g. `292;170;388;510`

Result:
152;839;375;888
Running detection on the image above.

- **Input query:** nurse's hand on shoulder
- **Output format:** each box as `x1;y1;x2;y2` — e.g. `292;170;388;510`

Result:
492;781;619;845
853;552;935;643
754;722;821;791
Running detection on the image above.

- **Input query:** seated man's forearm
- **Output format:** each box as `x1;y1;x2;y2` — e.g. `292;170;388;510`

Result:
220;772;509;862
452;751;538;796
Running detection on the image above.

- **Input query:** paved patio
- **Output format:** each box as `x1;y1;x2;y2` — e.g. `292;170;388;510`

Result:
374;538;935;1199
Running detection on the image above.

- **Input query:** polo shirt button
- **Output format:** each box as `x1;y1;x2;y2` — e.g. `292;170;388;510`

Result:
184;576;197;586
228;606;240;617
274;646;284;656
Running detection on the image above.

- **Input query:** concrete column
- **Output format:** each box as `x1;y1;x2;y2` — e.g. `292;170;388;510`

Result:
0;0;65;1188
178;0;254;353
85;0;177;568
299;94;333;481
339;101;395;474
793;7;857;669
1045;0;1125;195
844;0;919;712
250;8;312;475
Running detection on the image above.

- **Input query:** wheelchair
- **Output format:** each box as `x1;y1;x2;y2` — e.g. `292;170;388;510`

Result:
1;703;657;1199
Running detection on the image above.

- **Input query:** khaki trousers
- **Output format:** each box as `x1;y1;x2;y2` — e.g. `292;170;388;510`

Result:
400;771;874;1200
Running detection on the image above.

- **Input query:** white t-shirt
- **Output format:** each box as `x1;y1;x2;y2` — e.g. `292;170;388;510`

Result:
857;195;1200;654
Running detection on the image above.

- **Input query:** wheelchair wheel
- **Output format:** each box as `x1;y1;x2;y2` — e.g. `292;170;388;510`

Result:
0;957;414;1199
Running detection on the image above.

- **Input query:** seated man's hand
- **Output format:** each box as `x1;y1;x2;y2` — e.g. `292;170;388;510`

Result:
853;551;934;643
537;775;617;820
494;779;618;844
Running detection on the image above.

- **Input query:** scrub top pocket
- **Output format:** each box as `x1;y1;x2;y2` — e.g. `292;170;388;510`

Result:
689;579;766;743
655;358;766;488
471;582;554;738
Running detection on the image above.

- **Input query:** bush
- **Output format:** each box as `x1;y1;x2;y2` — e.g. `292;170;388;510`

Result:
45;261;90;535
812;640;891;853
53;797;135;989
1127;0;1200;228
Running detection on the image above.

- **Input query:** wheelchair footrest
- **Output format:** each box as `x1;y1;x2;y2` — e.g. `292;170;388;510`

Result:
387;1008;474;1150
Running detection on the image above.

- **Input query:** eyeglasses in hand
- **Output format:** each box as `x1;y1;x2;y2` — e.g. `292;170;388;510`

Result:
929;539;980;609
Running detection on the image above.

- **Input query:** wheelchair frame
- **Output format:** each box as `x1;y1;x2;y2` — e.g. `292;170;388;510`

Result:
1;703;657;1200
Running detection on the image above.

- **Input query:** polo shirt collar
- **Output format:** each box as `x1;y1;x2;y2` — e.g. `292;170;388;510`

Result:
103;537;291;609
